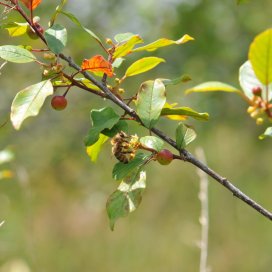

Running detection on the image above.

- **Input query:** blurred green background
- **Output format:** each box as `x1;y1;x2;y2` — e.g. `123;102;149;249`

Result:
0;0;272;271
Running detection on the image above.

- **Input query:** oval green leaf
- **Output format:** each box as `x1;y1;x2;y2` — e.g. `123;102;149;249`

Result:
11;80;53;130
249;28;272;85
185;81;241;95
0;45;36;63
176;123;197;149
136;79;166;128
140;136;164;151
125;57;165;77
44;24;67;54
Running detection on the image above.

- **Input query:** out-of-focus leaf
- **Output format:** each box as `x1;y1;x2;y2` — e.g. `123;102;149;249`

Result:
239;61;272;100
140;136;164;151
176;123;197;149
20;0;42;10
185;81;241;95
102;120;128;137
86;134;108;163
81;55;113;77
84;107;119;146
113;35;143;59
136;79;166;128
1;22;29;37
49;0;67;27
10;80;53;130
132;34;194;52
112;153;149;180
44;24;67;54
59;10;102;44
237;0;250;4
112;57;125;68
161;74;192;86
0;45;36;63
161;106;209;121
0;170;13;180
125;57;165;77
114;33;136;43
0;149;14;164
107;171;146;230
259;127;272;140
249;28;272;85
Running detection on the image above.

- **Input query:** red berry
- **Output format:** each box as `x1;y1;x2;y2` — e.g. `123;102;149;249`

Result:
51;96;67;111
156;149;173;165
252;87;262;96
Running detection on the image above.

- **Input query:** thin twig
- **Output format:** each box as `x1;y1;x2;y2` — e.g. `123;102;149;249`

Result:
196;148;210;272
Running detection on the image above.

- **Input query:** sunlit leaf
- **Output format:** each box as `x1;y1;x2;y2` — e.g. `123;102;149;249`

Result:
81;55;113;77
0;45;36;63
86;134;108;163
107;171;146;230
84;107;119;146
1;22;29;37
125;57;165;77
112;57;125;68
114;33;136;43
10;80;53;130
112;153;149;180
44;24;67;54
161;106;209;121
132;34;194;52
176;123;197;149
136;79;166;128
239;61;272;100
20;0;42;10
113;35;143;59
140;136;164;151
185;81;241;95
249;28;272;85
259;127;272;140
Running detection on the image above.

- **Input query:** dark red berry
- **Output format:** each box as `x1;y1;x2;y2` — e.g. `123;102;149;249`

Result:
252;86;262;96
51;96;67;111
156;149;173;165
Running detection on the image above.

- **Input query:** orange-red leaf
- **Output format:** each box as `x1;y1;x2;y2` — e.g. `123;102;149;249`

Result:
81;55;114;77
20;0;42;10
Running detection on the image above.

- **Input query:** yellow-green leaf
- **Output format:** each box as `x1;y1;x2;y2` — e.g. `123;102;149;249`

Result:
249;28;272;85
113;35;143;59
125;57;165;77
1;22;29;37
185;81;241;95
0;45;36;63
132;34;194;52
86;134;108;163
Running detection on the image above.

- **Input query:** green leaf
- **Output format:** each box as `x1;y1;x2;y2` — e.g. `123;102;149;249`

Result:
86;134;108;163
176;123;197;149
132;34;194;52
161;106;209;121
114;33;136;43
49;0;67;27
140;136;164;151
112;153;149;181
239;61;272;100
112;57;125;68
249;28;272;85
10;80;53;130
44;24;67;54
1;22;28;37
59;10;102;45
113;35;143;59
102;120;128;137
0;149;14;164
107;171;146;230
136;79;166;128
259;127;272;140
0;45;36;63
161;74;192;86
185;81;241;95
125;57;165;77
85;107;120;146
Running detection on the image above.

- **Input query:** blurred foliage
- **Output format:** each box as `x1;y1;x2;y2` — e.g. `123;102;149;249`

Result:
0;0;272;271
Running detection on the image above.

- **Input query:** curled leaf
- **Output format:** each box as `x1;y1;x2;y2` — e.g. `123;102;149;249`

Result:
81;55;113;77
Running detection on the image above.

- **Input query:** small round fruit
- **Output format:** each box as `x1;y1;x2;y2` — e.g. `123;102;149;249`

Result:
156;149;173;165
252;86;262;96
51;96;67;111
